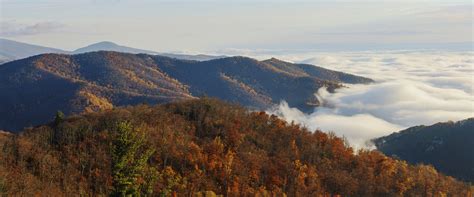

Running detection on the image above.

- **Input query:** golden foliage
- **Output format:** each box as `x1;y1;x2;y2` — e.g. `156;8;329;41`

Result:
0;99;471;196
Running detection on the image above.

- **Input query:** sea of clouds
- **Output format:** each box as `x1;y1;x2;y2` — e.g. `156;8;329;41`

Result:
233;50;474;149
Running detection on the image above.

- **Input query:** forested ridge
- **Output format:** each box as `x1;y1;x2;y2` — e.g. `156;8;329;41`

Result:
0;99;472;196
374;118;474;183
0;51;372;132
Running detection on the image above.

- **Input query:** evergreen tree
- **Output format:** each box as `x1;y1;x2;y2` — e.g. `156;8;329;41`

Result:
51;110;65;145
54;111;65;126
111;121;156;196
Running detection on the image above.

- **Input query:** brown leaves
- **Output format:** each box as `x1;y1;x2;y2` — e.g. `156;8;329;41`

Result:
0;99;472;196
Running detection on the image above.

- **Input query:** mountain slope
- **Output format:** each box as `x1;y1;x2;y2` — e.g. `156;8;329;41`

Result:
0;38;67;61
373;118;474;182
264;58;374;84
0;51;372;132
0;99;471;196
0;52;193;131
73;41;158;54
155;56;372;110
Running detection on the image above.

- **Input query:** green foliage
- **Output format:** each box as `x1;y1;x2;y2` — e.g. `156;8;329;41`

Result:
111;121;156;196
54;110;65;126
0;176;6;195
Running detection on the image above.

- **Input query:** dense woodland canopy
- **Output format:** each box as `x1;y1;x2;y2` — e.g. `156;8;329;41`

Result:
0;99;472;196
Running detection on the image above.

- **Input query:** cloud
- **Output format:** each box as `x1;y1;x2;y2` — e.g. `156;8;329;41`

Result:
263;50;473;149
316;81;474;126
0;21;65;37
267;101;403;150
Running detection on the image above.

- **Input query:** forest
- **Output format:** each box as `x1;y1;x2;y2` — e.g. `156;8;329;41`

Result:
0;98;472;196
374;118;474;183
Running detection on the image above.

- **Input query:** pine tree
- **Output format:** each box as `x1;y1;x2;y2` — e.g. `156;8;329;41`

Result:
111;121;156;196
51;110;65;145
54;111;65;126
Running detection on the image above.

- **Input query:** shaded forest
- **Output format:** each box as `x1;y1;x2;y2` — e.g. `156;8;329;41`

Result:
374;118;474;183
0;99;472;196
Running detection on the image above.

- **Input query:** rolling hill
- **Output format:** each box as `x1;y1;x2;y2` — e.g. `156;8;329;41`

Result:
73;41;224;61
0;38;224;63
73;41;159;54
0;51;372;132
373;118;474;183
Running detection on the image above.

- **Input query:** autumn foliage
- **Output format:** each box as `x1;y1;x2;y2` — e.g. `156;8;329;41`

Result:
0;99;472;196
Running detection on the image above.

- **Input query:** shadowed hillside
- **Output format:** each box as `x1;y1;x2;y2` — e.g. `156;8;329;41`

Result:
0;51;372;132
0;52;193;132
153;55;372;110
374;118;474;183
0;99;471;196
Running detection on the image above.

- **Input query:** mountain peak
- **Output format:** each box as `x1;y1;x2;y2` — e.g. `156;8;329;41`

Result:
269;57;280;61
87;41;119;47
0;39;225;62
73;41;157;54
263;57;289;64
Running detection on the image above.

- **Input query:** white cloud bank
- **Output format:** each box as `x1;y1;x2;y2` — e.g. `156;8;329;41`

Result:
265;51;474;149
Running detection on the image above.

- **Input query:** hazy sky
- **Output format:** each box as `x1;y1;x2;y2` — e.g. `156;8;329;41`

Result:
0;0;472;53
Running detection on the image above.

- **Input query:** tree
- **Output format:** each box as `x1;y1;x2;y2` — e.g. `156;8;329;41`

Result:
54;111;65;126
0;175;6;195
111;121;156;196
52;110;65;145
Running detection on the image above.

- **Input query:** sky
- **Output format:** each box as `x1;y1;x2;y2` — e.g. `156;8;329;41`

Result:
0;0;472;53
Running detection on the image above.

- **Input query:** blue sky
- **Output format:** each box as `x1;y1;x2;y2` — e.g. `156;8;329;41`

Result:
0;0;472;53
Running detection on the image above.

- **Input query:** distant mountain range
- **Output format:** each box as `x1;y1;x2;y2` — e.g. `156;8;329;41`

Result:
374;118;474;183
0;51;373;132
72;41;159;54
0;38;225;63
0;39;68;62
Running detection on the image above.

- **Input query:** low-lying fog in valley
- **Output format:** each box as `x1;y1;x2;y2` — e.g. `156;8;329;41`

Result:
238;50;473;149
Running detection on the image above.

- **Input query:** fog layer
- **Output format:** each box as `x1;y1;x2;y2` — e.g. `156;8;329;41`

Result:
265;51;474;149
